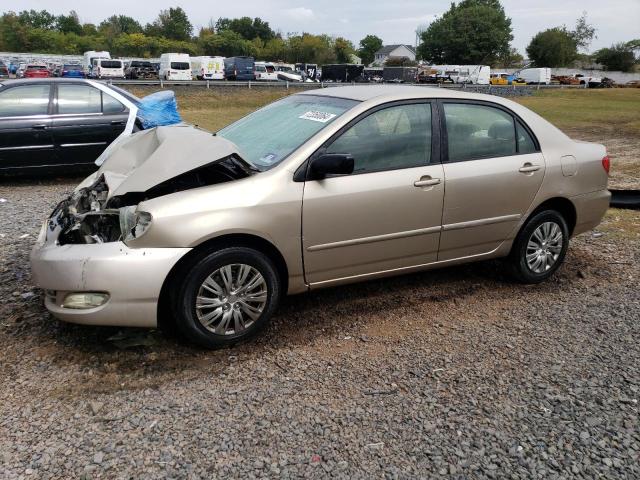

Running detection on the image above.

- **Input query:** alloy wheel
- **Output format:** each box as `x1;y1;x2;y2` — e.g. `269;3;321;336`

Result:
526;221;564;274
195;264;268;335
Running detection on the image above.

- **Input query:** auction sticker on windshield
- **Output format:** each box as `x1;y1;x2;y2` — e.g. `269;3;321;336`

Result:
299;111;337;123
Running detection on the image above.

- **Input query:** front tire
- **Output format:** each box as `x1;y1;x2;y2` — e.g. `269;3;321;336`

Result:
172;247;280;348
508;210;569;283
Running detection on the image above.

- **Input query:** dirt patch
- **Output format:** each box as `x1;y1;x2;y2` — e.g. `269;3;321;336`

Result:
563;128;640;189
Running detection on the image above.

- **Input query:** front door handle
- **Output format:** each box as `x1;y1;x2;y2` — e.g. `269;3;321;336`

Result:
519;163;541;173
414;176;441;187
32;124;47;130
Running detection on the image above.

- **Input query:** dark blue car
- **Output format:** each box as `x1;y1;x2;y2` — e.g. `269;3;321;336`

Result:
60;64;85;78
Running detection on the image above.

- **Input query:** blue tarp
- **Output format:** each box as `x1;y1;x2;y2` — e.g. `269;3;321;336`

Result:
137;90;182;129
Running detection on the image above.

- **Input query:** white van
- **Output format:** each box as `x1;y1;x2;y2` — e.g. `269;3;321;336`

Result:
91;58;125;79
191;56;225;80
160;53;192;81
254;62;278;81
83;51;110;78
519;68;551;85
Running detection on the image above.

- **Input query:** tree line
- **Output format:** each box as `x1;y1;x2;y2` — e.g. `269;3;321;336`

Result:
0;8;358;64
417;0;639;72
1;4;638;72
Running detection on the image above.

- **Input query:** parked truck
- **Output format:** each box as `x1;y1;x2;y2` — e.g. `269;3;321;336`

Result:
224;57;255;81
191;56;225;80
160;53;192;81
83;50;110;78
321;64;365;82
518;68;551;85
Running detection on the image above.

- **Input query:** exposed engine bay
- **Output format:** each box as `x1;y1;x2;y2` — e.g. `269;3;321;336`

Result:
51;155;255;245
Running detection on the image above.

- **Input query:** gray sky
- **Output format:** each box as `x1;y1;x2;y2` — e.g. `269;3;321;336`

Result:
11;0;640;53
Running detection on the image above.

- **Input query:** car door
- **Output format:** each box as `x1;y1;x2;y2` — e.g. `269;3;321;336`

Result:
50;83;128;166
302;101;444;285
438;101;545;261
0;83;55;171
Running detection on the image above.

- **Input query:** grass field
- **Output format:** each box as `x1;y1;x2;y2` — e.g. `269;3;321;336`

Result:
515;88;640;137
123;85;640;187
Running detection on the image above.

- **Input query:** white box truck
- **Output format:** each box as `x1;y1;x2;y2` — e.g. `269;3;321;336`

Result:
519;68;551;85
83;51;110;78
160;53;192;81
191;56;225;80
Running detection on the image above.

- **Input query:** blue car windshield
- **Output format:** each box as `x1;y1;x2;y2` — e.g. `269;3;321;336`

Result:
217;94;358;170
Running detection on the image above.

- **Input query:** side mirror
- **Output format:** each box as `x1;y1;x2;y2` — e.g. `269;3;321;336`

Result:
308;153;354;180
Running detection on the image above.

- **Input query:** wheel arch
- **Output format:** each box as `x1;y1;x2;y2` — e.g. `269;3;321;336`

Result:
157;233;289;331
523;196;577;239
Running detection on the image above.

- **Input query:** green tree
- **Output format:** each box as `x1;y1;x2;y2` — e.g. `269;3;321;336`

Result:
215;16;275;41
334;37;355;63
571;12;596;52
17;9;56;29
594;42;637;72
495;47;524;67
526;27;577;67
56;11;83;35
146;7;192;41
198;30;253;57
358;35;383;65
385;57;417;66
417;0;513;64
0;12;28;51
99;15;143;36
82;23;98;36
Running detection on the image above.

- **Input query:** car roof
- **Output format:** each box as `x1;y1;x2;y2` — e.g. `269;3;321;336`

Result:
0;78;93;87
297;84;505;103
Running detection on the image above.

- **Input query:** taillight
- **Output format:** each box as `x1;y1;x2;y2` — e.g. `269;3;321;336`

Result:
602;155;610;175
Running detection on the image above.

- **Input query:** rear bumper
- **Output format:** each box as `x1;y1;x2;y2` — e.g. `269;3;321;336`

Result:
31;231;190;327
571;189;611;236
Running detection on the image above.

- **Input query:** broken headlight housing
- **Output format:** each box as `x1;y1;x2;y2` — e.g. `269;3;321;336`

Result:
119;206;152;242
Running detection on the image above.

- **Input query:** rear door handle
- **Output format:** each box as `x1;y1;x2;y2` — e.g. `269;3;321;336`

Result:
32;124;47;130
519;163;541;173
110;120;125;126
414;177;441;187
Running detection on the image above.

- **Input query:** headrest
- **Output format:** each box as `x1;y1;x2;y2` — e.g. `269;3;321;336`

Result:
488;120;513;140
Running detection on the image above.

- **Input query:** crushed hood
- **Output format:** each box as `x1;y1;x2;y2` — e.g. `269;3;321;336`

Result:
52;125;256;246
92;124;243;197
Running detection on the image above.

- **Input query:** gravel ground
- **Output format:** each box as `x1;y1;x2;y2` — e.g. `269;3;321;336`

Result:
0;177;639;479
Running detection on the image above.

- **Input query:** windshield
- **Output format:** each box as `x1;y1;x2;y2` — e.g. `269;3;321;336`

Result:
217;94;357;170
101;61;122;68
171;62;190;70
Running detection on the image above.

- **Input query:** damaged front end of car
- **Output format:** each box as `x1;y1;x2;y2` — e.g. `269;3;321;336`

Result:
47;125;257;246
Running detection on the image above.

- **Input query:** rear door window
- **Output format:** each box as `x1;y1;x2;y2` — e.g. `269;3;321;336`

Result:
0;84;50;117
443;103;516;161
57;84;102;114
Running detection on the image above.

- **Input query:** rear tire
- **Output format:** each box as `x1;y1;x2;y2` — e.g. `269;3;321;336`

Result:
508;210;569;283
171;247;280;349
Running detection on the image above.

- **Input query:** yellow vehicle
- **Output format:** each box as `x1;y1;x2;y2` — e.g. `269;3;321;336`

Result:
490;72;527;86
490;72;509;85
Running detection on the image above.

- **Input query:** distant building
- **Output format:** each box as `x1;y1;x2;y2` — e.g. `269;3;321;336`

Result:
373;45;416;66
349;53;362;65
